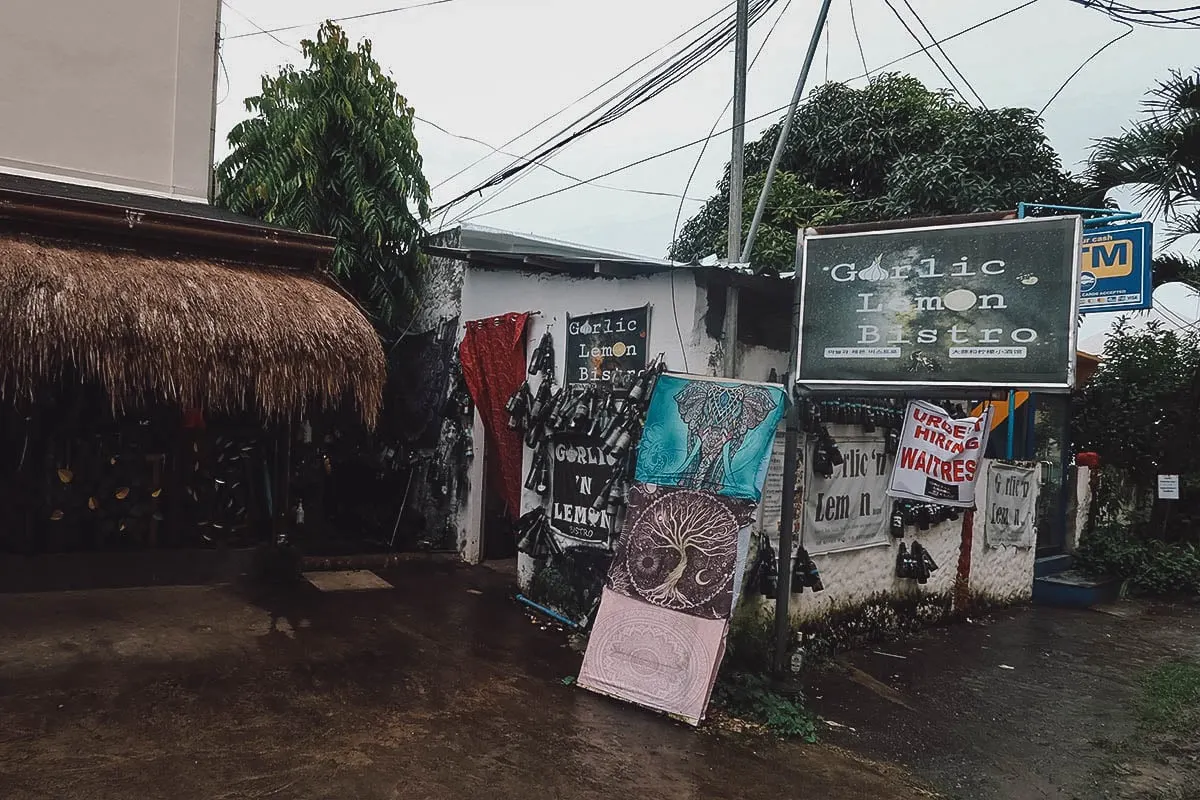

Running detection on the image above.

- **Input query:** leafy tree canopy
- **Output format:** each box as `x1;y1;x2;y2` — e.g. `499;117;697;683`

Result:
216;22;430;331
1088;68;1200;290
671;73;1089;273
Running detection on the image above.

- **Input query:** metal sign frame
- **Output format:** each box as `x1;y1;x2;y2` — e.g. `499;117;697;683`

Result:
795;215;1083;393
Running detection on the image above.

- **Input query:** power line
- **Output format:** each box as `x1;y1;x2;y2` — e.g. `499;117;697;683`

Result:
222;2;302;53
880;0;972;105
1038;19;1134;116
670;0;796;256
417;115;705;202
899;0;988;108
436;0;784;219
848;0;871;79
457;0;1044;224
225;0;458;40
430;3;737;193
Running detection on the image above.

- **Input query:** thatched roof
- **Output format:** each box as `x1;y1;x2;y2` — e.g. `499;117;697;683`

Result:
0;234;384;425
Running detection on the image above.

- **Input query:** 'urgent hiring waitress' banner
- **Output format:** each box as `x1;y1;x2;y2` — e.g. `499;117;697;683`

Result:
887;400;993;507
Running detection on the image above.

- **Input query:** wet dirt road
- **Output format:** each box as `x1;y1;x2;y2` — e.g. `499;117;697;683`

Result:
809;600;1200;800
0;562;929;800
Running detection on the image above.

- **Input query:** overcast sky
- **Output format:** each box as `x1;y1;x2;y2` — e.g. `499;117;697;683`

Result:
217;0;1199;347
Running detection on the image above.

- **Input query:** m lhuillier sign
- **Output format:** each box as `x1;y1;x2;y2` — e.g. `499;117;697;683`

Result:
888;400;992;507
797;216;1082;391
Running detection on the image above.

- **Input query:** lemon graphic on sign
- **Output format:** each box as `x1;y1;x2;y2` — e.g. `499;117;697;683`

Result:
612;341;627;357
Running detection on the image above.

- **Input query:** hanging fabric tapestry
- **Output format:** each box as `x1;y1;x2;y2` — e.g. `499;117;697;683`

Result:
577;588;728;727
607;483;756;620
635;375;786;501
458;312;530;518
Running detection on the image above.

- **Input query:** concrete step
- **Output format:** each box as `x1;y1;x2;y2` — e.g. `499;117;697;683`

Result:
1033;569;1123;608
1034;553;1074;577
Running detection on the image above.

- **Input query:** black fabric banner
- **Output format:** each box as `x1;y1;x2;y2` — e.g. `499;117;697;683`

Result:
550;435;620;543
564;306;649;392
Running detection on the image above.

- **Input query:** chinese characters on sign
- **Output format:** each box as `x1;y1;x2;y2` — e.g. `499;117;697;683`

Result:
797;216;1082;391
564;306;649;393
888;400;993;507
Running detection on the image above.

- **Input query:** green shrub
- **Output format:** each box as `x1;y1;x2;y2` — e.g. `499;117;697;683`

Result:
711;670;817;741
1076;524;1200;595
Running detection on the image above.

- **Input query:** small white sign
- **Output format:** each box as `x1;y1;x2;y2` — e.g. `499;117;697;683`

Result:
1158;474;1180;500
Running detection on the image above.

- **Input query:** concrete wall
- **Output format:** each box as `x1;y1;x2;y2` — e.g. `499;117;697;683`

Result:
0;0;221;201
454;266;717;564
788;460;1039;624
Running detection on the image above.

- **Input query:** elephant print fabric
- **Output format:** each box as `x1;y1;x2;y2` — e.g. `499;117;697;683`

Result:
635;375;786;502
607;484;756;620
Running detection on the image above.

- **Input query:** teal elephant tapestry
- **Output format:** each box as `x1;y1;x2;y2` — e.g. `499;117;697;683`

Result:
635;375;786;501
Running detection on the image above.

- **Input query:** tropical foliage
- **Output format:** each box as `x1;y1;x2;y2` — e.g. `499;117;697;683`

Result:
216;22;430;331
1089;68;1200;290
671;74;1090;273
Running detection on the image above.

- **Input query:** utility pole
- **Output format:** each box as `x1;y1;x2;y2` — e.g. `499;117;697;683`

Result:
722;0;749;378
742;0;834;266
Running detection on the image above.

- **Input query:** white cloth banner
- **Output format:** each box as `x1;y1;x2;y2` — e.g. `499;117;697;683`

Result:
805;431;891;554
984;462;1038;548
887;400;992;508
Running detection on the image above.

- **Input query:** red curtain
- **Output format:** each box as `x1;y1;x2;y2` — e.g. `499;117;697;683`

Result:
459;312;530;520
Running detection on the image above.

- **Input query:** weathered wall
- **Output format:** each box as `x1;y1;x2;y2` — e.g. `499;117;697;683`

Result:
787;459;1039;624
454;266;718;566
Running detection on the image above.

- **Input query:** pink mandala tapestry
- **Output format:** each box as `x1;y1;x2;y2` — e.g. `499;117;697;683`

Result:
607;484;756;620
577;588;728;726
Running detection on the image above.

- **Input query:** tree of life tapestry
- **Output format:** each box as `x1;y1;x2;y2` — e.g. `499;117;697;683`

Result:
607;484;756;620
635;375;787;502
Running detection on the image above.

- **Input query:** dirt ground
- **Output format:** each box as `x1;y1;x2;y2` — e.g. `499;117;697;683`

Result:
808;599;1200;800
0;561;931;800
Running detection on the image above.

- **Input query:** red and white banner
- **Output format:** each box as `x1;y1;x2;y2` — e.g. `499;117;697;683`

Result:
887;400;993;507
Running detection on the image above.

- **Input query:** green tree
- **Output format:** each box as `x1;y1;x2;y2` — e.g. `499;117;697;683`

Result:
671;74;1089;274
1088;68;1200;290
1071;319;1200;539
216;22;430;330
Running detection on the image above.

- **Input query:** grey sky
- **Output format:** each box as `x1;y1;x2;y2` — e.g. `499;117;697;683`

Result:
217;0;1199;347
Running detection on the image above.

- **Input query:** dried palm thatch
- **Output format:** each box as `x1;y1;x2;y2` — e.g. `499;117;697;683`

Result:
0;234;384;425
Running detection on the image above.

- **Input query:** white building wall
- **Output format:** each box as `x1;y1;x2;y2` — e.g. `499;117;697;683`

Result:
788;460;1038;623
454;266;718;565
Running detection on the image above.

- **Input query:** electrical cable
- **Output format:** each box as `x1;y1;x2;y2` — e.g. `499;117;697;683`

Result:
225;0;459;40
460;0;1044;224
417;115;704;202
899;0;989;107
222;2;302;53
1065;1;1200;30
436;0;783;219
1038;19;1134;116
880;0;972;105
669;0;795;257
431;3;737;193
848;0;871;79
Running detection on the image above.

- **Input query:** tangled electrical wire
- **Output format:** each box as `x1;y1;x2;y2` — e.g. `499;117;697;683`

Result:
434;0;787;219
1067;0;1200;28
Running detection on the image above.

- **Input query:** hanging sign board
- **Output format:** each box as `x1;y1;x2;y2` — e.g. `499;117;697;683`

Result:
796;216;1083;391
1079;222;1153;313
984;462;1038;548
1157;474;1180;500
888;400;993;507
756;432;788;537
565;305;650;393
804;430;892;554
550;435;620;543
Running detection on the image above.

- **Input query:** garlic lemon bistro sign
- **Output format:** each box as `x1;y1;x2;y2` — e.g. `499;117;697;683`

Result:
796;217;1082;391
565;305;650;392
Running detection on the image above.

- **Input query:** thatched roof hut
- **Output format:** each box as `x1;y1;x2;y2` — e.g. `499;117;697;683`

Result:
0;174;384;425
